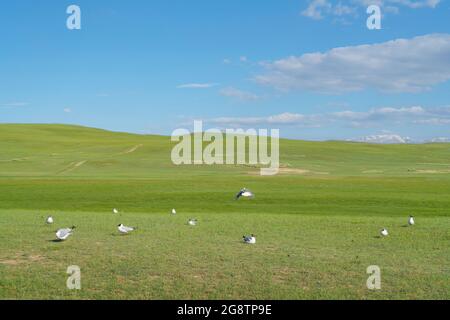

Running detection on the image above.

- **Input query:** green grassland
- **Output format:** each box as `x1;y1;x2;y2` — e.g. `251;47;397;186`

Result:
0;124;449;299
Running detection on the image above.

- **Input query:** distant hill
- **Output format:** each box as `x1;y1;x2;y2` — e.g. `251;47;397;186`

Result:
0;124;449;178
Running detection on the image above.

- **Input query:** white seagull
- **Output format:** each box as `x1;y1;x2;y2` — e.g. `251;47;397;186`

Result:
113;208;119;214
236;188;254;200
408;216;415;226
46;216;54;224
171;208;177;215
243;234;256;244
380;228;389;237
188;219;197;226
56;226;76;241
118;224;137;234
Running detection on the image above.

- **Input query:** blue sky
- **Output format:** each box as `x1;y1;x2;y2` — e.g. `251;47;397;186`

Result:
0;0;449;142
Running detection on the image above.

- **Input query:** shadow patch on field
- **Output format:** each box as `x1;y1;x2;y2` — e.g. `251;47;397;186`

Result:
48;239;65;243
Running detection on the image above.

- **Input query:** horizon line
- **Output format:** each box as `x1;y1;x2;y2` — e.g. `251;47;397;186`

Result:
0;122;449;145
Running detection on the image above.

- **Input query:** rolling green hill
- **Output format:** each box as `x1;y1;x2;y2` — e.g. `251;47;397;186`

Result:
1;123;450;178
1;124;449;215
0;124;449;299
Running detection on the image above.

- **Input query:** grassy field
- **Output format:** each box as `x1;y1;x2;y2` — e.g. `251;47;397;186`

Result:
0;124;449;299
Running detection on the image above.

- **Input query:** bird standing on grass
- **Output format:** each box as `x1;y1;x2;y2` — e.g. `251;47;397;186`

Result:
172;208;177;215
113;208;119;214
236;188;254;200
46;216;54;224
188;219;197;226
380;228;389;237
118;224;137;234
408;216;415;226
243;234;256;244
56;226;76;241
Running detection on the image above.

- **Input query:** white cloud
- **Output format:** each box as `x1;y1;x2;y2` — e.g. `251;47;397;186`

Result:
207;112;321;128
255;34;450;94
266;112;308;124
333;3;358;16
64;108;72;113
177;83;218;89
302;0;332;19
208;116;268;126
196;105;450;142
429;137;450;143
302;0;440;20
349;134;411;144
355;0;440;9
204;105;450;128
351;133;450;144
219;87;260;101
333;106;426;121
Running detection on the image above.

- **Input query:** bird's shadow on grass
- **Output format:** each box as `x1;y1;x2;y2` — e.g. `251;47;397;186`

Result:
111;233;133;237
48;239;63;243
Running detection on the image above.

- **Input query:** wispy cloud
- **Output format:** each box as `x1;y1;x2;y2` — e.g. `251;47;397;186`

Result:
349;134;411;144
302;0;440;21
219;87;260;101
333;106;426;121
302;0;332;19
255;34;450;94
64;108;72;113
208;112;315;127
1;102;29;107
413;118;450;125
177;83;218;89
202;105;450;128
355;0;440;9
430;137;450;143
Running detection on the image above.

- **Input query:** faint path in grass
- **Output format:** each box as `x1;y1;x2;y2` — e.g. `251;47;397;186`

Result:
118;144;143;155
247;167;330;176
0;253;45;266
415;169;450;174
0;157;30;162
55;143;143;175
57;160;87;175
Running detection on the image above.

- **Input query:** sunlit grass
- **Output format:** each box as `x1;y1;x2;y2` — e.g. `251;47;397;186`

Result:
0;124;449;299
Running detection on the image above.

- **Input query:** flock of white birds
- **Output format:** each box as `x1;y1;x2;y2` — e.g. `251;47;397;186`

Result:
47;188;257;243
46;188;415;242
380;216;415;237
